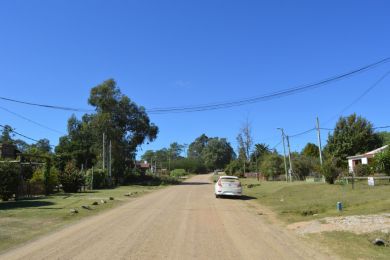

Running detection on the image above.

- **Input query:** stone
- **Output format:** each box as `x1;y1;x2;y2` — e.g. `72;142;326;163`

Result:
70;208;78;214
372;238;386;246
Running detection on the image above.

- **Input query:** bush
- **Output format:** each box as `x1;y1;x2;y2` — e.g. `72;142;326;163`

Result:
225;160;242;175
170;159;207;174
354;164;372;176
170;169;187;178
0;162;20;201
58;161;85;193
85;168;108;189
374;147;390;175
321;159;342;184
29;166;59;194
260;153;284;180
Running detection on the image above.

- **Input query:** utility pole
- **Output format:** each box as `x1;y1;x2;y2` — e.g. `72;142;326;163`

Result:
168;150;171;173
286;135;293;182
102;133;106;170
277;128;289;182
109;140;112;180
316;117;323;166
91;166;94;190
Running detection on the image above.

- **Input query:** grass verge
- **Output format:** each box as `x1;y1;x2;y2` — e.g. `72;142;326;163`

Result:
241;178;390;259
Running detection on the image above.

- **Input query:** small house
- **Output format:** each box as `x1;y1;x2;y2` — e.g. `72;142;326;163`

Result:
347;145;388;173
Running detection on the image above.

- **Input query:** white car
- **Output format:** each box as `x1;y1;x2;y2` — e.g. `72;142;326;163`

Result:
215;176;242;198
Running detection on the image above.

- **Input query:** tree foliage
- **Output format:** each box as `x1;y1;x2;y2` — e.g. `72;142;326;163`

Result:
260;153;284;179
201;138;235;170
325;114;382;164
55;79;158;181
58;161;85;193
0;161;20;201
187;134;209;159
236;119;253;162
374;147;390;175
301;143;319;158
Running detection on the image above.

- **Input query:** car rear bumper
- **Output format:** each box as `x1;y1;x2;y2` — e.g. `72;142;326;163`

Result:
215;189;242;196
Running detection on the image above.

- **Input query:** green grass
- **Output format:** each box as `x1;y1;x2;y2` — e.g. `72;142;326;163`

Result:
241;178;390;259
0;185;162;253
307;231;390;260
241;178;390;223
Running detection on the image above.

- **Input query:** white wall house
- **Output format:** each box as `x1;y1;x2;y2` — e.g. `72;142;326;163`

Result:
347;145;388;173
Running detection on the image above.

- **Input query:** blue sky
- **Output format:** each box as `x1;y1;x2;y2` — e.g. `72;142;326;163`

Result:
1;0;390;157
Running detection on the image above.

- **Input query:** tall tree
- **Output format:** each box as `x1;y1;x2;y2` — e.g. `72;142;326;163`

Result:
188;134;209;158
201;138;235;170
0;125;14;144
236;119;253;162
324;114;382;163
250;143;271;161
301;143;319;158
56;79;158;179
168;142;184;160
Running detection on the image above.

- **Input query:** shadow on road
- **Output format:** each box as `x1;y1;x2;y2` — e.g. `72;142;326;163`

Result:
218;195;257;201
179;182;211;186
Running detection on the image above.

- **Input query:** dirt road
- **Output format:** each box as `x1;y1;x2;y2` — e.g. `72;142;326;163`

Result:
1;174;332;260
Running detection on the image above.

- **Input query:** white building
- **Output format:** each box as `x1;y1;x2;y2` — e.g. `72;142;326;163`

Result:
347;145;388;173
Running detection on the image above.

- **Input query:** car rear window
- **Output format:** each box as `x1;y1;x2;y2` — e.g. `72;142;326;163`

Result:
221;178;239;183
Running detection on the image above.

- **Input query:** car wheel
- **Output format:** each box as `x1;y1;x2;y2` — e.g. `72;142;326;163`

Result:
215;194;219;198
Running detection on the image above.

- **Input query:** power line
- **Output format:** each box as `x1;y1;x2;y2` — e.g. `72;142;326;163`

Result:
323;69;390;125
0;105;65;135
0;57;389;114
146;57;390;114
0;124;40;143
288;128;316;138
0;96;93;113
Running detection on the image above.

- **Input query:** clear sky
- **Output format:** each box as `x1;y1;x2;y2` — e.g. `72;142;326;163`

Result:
1;0;389;157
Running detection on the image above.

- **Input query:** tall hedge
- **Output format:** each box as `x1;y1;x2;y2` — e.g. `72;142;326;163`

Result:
0;162;20;201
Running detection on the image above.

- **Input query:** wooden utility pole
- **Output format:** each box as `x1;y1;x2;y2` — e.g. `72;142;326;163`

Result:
109;140;112;179
286;135;293;182
277;128;289;182
91;166;94;190
102;133;106;170
316;117;323;166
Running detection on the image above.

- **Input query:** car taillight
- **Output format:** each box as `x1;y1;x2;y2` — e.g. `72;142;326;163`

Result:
217;179;222;187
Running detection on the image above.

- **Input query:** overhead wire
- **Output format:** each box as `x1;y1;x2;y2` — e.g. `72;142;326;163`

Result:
0;124;39;143
146;57;390;113
0;57;389;114
323;69;390;126
0;105;65;135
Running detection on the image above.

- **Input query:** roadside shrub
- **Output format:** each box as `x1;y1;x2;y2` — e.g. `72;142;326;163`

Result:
29;166;59;194
85;168;108;189
374;147;390;175
170;168;187;178
321;159;342;184
354;164;372;176
170;159;207;174
29;168;45;195
0;161;20;201
260;153;284;180
225;160;242;175
58;161;84;193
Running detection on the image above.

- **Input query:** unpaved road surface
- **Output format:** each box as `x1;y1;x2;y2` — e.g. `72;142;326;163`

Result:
1;174;332;260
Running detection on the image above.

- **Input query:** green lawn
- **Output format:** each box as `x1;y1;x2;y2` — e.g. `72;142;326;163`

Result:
241;178;390;259
0;185;162;253
241;178;390;223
